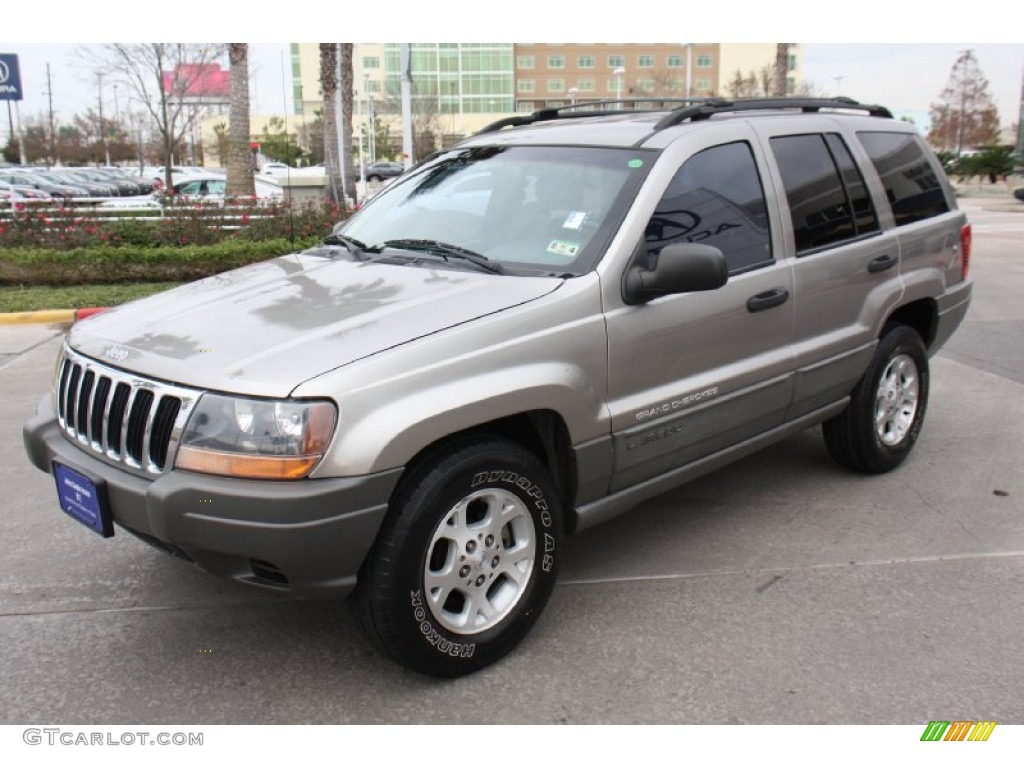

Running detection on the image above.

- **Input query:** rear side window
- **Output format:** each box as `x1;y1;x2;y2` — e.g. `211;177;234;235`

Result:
857;131;950;225
645;141;772;273
770;133;879;255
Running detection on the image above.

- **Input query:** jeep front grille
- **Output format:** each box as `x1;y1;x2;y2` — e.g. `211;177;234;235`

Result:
55;347;200;475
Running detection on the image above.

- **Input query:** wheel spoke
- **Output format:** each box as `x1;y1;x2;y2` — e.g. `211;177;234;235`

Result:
422;486;538;635
873;352;919;446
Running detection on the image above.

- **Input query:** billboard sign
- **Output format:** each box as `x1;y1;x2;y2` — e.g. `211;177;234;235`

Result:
0;54;24;101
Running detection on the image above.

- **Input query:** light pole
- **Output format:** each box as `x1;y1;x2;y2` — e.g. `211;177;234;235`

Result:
613;67;625;101
568;87;578;106
833;75;845;96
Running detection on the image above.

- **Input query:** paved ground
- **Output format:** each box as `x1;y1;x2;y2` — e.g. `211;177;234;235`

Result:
0;199;1021;724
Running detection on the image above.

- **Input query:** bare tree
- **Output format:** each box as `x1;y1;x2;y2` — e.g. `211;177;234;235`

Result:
320;44;343;204
380;82;442;160
85;44;225;190
726;67;776;99
927;49;1001;154
226;44;255;197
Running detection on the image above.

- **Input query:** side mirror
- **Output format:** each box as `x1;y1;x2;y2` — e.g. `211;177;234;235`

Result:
622;242;729;305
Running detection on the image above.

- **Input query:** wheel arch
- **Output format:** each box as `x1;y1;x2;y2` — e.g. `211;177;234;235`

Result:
394;410;579;534
882;298;938;348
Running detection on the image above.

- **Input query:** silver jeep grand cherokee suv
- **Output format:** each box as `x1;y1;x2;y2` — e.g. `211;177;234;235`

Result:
24;98;972;677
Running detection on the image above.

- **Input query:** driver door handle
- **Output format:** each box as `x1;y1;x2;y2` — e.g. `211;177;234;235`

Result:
747;288;790;313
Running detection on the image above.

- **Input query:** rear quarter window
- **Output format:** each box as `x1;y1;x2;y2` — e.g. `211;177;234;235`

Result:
857;132;950;226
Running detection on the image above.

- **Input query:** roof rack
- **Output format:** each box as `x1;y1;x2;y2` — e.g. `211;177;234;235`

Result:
652;97;893;130
475;98;713;135
475;96;893;136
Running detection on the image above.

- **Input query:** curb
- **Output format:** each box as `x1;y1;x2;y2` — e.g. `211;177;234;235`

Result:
0;307;108;326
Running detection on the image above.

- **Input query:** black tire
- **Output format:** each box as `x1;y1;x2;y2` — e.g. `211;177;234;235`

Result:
352;436;562;677
367;174;382;182
823;324;929;473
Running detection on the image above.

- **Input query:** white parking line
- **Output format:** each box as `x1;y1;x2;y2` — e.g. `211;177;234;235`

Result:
558;549;1024;587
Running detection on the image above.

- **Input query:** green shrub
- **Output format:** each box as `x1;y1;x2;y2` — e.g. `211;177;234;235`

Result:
0;238;320;286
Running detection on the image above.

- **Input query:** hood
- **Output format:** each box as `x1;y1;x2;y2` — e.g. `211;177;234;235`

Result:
68;251;562;397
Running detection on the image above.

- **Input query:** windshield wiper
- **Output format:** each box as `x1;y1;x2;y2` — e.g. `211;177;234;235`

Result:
320;233;371;259
378;239;505;274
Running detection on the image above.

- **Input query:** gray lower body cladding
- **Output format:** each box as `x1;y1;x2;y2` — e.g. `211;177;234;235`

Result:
24;399;402;598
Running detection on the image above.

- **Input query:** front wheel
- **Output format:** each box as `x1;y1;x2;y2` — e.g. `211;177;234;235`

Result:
823;324;930;473
352;437;562;677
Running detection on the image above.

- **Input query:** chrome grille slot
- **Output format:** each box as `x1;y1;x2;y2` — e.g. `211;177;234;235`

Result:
64;364;81;431
76;370;95;444
126;389;154;463
149;398;181;470
89;377;111;449
53;346;201;476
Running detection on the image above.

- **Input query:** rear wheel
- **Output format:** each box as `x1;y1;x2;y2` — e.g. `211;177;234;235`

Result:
823;324;929;473
352;437;562;677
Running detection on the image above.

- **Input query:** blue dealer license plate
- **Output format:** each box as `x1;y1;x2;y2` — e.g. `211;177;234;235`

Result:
53;462;113;537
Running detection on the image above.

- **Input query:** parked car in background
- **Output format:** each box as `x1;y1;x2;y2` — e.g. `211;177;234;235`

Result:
0;171;83;199
44;170;119;197
0;180;52;200
364;161;405;182
260;162;291;176
167;173;283;202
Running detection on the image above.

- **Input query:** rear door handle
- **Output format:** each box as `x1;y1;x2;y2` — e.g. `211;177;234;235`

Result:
746;288;790;313
868;254;898;273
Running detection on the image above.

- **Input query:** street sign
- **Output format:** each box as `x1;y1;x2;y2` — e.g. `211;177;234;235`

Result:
0;54;24;101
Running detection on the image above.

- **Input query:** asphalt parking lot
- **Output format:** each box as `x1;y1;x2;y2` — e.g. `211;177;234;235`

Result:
1;199;1021;725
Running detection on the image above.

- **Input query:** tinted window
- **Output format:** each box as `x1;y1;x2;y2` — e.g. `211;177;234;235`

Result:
825;134;879;236
646;142;772;273
772;133;875;254
857;132;950;225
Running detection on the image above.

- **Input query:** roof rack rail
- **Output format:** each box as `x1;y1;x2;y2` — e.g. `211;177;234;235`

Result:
652;97;892;130
475;98;715;135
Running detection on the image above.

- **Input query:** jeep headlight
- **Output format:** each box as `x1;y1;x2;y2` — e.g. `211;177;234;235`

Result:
175;394;337;480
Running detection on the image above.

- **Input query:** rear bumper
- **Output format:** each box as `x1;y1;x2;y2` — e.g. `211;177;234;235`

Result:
24;397;402;598
932;278;972;354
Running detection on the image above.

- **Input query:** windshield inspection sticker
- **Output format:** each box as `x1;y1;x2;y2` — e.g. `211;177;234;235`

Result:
547;240;580;259
628;159;644;169
563;211;587;230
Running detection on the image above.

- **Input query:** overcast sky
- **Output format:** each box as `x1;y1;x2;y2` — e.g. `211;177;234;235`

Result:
2;3;1020;137
2;42;1018;135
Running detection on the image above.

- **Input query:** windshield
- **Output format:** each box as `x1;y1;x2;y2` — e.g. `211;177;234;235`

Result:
338;145;653;276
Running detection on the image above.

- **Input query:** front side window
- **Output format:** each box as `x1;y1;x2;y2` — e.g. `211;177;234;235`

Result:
339;146;654;276
646;142;772;273
857;131;950;225
770;133;879;254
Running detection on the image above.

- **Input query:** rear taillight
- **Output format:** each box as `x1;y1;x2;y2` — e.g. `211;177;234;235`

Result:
960;223;972;280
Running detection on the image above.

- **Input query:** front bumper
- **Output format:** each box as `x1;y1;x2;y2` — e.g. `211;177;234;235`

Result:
24;397;402;598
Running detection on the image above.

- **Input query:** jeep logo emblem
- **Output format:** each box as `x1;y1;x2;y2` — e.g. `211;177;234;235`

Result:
103;345;130;363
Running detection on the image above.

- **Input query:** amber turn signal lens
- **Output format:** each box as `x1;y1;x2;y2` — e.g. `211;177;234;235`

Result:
175;446;322;480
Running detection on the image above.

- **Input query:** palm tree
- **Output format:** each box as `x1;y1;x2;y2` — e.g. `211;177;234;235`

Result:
226;43;255;197
774;44;790;97
340;44;357;203
320;43;343;204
